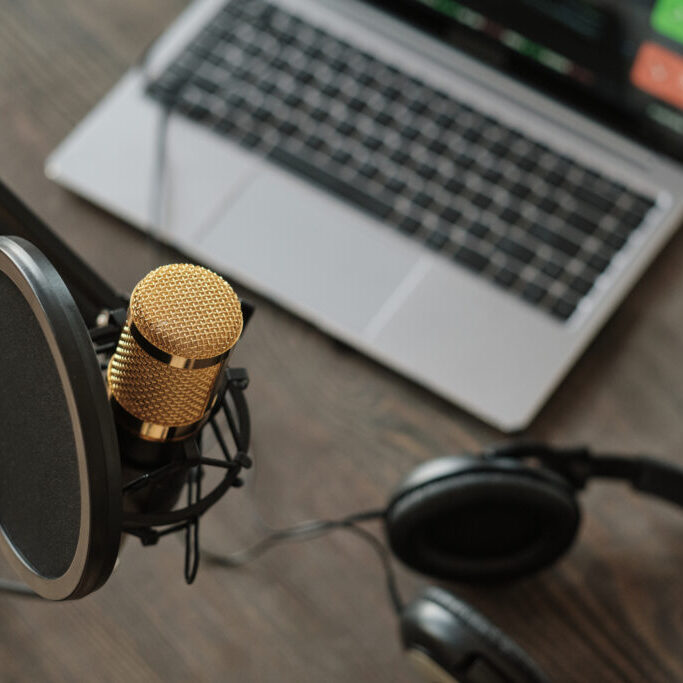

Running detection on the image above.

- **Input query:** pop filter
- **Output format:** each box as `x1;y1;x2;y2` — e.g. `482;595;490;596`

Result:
0;236;121;600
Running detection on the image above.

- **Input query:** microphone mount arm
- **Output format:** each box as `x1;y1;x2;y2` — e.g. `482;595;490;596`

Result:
119;367;252;584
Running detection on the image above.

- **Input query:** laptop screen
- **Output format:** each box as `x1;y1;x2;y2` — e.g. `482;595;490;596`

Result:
370;0;683;164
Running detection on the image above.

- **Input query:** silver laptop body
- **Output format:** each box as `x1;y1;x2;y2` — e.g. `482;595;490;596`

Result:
46;0;683;431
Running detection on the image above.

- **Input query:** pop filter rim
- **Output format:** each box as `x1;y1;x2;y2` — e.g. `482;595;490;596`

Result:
0;236;121;600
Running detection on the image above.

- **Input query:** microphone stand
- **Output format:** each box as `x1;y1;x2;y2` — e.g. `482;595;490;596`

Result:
93;306;254;586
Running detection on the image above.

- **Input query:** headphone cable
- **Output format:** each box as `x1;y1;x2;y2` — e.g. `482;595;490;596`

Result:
202;508;404;614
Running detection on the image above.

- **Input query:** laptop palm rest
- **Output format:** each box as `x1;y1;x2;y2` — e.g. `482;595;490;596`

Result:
195;166;421;335
370;262;574;430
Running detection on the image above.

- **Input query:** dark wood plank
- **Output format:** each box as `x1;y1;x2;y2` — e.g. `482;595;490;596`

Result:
0;0;681;680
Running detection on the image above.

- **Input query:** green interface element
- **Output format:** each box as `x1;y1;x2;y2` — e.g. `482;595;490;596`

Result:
648;102;683;134
652;0;683;45
415;0;585;80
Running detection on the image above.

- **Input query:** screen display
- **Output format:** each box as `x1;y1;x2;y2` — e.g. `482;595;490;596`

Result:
370;0;683;164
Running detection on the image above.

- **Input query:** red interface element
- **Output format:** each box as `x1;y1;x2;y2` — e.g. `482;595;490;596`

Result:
631;41;683;110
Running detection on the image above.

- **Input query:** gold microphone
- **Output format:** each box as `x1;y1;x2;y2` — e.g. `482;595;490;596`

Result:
107;263;243;442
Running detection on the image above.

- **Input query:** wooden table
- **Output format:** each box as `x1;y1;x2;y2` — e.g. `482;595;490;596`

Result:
0;1;681;681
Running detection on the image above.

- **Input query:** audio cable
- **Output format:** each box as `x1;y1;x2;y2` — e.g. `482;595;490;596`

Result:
0;577;41;599
202;507;405;615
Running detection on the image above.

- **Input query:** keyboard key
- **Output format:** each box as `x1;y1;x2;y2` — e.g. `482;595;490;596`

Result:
566;211;599;234
463;127;483;144
529;223;581;256
336;120;355;136
499;206;522;225
428;139;448;155
568;275;594;296
348;97;366;113
331;148;352;165
494;267;518;288
522;281;546;304
454;245;488;272
573;185;615;213
587;251;611;273
241;131;261;148
537;196;560;215
306;134;326;150
383;84;402;101
390;148;411;165
552;297;578;321
278;120;297;136
629;194;655;215
616;208;646;230
541;261;563;279
416;163;438;180
413;192;433;209
454;153;476;170
508;182;532;200
445;178;466;195
602;231;627;250
498;237;534;263
442;206;462;224
310;107;329;122
482;167;503;184
472;193;492;210
468;221;490;239
359;162;379;179
545;168;565;187
269;146;393;219
426;231;449;250
376;111;393;126
399;216;421;234
385;176;407;194
516;155;538;173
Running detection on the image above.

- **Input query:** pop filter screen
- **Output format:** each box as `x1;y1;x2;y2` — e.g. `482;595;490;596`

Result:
0;270;80;577
0;237;121;599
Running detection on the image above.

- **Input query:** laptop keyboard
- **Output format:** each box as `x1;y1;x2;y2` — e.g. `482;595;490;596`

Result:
146;0;656;322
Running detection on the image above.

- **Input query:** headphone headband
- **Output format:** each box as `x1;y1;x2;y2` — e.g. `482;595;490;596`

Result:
487;442;683;509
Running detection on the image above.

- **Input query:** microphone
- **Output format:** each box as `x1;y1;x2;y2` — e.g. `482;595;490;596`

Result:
108;263;243;443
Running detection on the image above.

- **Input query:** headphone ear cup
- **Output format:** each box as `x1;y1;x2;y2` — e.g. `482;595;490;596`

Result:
400;587;549;683
386;456;581;581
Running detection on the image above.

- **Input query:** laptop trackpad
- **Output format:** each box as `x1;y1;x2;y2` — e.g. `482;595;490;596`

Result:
196;167;421;334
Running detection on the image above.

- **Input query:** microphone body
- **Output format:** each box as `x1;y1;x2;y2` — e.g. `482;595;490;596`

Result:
108;263;243;443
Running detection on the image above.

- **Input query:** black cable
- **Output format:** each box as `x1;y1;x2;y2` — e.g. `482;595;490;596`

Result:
0;578;41;599
341;523;404;615
150;105;171;232
210;416;233;464
138;33;179;264
202;508;403;614
184;465;202;584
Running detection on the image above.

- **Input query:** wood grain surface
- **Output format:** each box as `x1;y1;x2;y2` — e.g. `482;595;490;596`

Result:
0;1;681;681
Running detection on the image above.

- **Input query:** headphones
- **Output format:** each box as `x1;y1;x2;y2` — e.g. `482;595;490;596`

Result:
384;442;683;683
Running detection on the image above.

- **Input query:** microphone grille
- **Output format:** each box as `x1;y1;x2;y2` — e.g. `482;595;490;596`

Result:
108;326;222;427
107;263;244;440
130;263;243;359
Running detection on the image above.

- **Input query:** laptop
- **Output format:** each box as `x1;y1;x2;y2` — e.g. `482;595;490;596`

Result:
46;0;683;431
